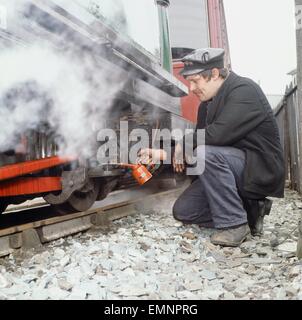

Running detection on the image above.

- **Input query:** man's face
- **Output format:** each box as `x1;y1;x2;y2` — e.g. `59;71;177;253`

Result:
186;69;222;102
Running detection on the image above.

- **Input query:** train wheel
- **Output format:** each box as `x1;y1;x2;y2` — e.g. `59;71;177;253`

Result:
54;179;100;213
68;180;100;212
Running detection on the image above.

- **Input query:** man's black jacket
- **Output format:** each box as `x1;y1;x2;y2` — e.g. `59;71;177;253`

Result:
192;71;285;199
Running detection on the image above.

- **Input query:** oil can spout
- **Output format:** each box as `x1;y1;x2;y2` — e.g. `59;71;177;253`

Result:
118;163;152;185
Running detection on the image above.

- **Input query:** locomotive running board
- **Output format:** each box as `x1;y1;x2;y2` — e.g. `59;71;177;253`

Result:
0;156;76;182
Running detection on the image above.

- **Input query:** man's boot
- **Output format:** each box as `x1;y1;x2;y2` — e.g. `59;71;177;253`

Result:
242;198;272;236
210;224;250;247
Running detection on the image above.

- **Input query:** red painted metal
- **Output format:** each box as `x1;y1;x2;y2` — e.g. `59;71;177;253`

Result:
0;156;76;182
0;177;62;197
207;0;223;48
173;61;200;123
207;0;232;68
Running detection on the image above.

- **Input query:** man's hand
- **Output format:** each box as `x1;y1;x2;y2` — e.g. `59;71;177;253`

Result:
173;143;185;173
137;148;167;165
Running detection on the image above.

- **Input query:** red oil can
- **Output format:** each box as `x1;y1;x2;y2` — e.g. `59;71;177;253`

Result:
119;163;153;185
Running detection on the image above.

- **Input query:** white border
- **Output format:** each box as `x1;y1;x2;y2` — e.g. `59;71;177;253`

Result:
0;5;7;30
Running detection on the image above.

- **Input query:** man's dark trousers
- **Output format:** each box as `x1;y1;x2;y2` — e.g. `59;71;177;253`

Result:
173;145;248;229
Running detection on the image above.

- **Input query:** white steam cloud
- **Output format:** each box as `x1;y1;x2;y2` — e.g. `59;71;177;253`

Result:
0;0;127;159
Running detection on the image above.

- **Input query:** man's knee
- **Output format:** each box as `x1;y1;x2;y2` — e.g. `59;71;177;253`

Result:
172;198;185;221
173;196;202;223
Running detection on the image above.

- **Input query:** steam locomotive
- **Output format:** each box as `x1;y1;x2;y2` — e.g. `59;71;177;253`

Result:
0;0;229;214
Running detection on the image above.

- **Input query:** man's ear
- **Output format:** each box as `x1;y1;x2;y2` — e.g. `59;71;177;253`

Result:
212;68;220;80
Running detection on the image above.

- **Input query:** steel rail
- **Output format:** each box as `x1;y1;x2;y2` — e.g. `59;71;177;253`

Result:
0;180;187;257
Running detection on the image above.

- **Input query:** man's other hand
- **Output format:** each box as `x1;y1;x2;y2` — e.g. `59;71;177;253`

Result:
173;143;185;173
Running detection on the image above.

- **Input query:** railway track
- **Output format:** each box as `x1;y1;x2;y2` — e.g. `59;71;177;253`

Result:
0;178;187;258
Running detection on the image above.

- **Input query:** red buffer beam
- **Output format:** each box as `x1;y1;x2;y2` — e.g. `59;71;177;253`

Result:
0;177;62;197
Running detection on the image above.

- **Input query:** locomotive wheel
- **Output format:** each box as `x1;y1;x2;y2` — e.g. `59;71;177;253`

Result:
53;179;100;214
68;180;100;212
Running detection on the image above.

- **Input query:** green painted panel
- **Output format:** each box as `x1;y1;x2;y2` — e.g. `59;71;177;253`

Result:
158;5;172;73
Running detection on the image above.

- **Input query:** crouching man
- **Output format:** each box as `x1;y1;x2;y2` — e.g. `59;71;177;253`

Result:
138;48;285;247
